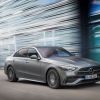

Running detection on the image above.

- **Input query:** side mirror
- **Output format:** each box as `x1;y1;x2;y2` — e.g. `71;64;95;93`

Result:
30;55;41;60
30;55;38;59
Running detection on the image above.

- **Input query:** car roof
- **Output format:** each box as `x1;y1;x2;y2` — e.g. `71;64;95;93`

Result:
17;46;63;51
35;46;61;48
18;46;61;48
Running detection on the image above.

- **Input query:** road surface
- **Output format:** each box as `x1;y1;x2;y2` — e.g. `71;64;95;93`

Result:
0;69;100;100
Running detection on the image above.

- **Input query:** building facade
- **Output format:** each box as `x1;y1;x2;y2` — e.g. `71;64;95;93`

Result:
0;0;81;66
89;0;100;62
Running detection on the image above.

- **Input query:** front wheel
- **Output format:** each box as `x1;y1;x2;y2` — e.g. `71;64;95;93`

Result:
7;66;18;82
47;69;60;89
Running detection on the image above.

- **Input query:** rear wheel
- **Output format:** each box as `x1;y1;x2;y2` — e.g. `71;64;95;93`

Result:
47;69;60;89
7;66;18;82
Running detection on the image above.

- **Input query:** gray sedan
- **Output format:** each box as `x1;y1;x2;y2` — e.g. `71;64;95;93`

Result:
4;46;100;88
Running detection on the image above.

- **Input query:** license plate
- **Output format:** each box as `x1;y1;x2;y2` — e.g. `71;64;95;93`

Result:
85;74;97;79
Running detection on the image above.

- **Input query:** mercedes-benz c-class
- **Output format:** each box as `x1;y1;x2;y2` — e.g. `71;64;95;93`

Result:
4;46;100;88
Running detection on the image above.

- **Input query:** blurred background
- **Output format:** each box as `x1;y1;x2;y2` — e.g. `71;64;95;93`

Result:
0;0;99;67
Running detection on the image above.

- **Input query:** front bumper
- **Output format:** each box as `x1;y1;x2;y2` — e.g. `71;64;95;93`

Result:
63;75;100;86
61;71;100;86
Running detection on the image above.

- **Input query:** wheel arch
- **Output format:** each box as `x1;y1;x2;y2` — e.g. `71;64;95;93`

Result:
45;67;60;83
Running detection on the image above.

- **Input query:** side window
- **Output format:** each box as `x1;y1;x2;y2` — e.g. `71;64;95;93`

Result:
14;48;28;57
14;51;19;57
27;48;37;57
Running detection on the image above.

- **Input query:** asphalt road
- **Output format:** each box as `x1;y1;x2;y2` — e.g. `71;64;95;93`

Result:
0;70;100;100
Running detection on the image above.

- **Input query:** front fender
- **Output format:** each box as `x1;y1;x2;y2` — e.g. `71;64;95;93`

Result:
45;65;66;85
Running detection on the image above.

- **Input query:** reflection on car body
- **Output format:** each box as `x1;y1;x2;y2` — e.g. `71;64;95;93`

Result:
4;46;100;88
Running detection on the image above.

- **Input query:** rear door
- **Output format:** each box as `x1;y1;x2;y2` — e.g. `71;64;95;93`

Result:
13;48;29;78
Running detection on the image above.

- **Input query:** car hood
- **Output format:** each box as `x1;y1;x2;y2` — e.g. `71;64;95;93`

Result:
43;56;100;68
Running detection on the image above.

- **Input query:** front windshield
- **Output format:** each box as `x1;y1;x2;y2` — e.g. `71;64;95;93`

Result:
37;47;73;58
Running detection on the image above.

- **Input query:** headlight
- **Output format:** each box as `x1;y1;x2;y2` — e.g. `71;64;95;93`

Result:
59;65;77;71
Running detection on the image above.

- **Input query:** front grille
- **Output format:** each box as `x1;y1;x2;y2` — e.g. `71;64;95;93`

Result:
77;66;100;75
79;66;100;71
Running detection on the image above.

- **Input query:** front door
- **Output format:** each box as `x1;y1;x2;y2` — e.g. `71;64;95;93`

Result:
24;48;42;81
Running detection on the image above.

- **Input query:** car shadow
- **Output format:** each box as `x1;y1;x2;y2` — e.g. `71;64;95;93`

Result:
17;79;100;89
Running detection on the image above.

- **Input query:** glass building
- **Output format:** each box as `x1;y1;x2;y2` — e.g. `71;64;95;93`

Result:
0;0;81;66
89;0;100;62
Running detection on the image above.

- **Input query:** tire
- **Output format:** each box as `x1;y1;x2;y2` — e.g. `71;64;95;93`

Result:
47;69;60;89
7;66;18;82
